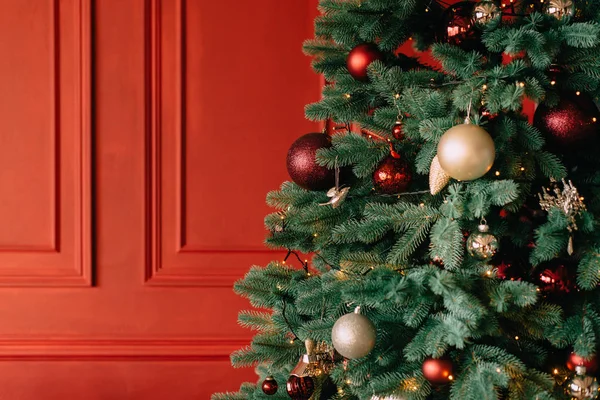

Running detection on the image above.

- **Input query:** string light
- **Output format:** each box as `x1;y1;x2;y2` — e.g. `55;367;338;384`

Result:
551;80;556;86
495;171;501;176
343;93;351;99
515;336;520;340
576;91;581;96
553;368;559;375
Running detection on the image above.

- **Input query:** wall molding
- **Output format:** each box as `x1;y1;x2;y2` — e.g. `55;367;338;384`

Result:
0;337;247;361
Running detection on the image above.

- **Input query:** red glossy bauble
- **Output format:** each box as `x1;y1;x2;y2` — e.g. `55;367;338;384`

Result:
567;353;598;374
347;43;383;81
261;376;278;395
422;358;454;384
286;133;335;191
286;375;315;400
373;155;412;194
533;92;600;149
392;121;404;140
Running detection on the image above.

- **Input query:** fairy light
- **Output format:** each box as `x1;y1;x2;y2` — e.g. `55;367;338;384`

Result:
519;82;525;88
448;375;454;381
593;117;598;122
346;379;352;384
495;171;501;176
550;80;556;86
343;93;351;99
486;270;492;276
394;93;400;99
515;336;520;340
520;167;526;171
553;368;559;375
576;91;581;96
313;233;318;237
482;84;488;90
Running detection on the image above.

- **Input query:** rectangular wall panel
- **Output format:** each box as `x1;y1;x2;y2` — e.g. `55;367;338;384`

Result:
0;0;91;286
146;0;320;286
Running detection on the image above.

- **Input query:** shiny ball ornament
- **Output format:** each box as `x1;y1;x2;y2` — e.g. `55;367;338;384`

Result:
473;1;501;28
437;122;495;181
568;366;600;400
261;376;278;395
533;93;600;149
422;358;454;384
287;133;335;191
440;2;482;51
467;223;499;260
392;121;405;140
286;375;315;400
568;354;598;374
331;308;376;359
347;43;383;81
545;0;575;20
373;155;412;194
538;260;577;294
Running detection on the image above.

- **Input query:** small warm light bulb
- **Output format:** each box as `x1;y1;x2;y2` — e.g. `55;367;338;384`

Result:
313;233;318;237
482;84;488;90
495;171;501;176
576;91;581;96
551;80;556;86
520;167;525;171
553;368;559;375
515;336;519;340
290;339;295;344
307;272;312;276
343;93;351;99
448;375;454;381
346;379;352;384
519;82;525;87
486;270;492;276
394;93;400;99
593;117;598;122
282;260;286;265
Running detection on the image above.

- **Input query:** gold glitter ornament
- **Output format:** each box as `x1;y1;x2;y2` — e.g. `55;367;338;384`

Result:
568;366;600;399
467;221;499;260
429;155;451;195
545;0;575;19
473;1;501;27
331;306;376;359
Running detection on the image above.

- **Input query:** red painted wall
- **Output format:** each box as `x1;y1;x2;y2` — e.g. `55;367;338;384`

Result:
0;0;320;398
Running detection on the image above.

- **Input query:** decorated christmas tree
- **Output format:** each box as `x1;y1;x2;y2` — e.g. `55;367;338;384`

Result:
213;1;600;399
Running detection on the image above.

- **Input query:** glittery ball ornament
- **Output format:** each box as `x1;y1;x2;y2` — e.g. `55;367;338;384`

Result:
261;376;278;395
287;133;335;191
467;222;499;260
331;307;376;359
346;43;383;81
373;155;412;194
568;354;598;374
533;93;600;149
545;0;575;20
437;122;495;181
422;358;454;384
429;155;451;195
568;366;600;400
473;1;501;28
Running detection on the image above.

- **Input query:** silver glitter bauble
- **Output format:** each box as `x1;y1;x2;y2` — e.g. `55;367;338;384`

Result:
331;307;376;359
568;366;600;399
467;223;499;260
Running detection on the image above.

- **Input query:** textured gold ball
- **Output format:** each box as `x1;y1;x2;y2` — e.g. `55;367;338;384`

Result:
437;123;495;181
331;312;376;359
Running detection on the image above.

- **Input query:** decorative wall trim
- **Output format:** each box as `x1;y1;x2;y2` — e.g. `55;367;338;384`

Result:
144;0;280;287
0;337;247;361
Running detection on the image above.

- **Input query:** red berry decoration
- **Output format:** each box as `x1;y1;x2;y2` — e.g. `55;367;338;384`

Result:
286;375;315;400
567;353;598;374
347;43;383;81
392;121;404;140
533;92;600;149
422;357;454;384
286;133;335;191
261;376;278;395
373;155;412;194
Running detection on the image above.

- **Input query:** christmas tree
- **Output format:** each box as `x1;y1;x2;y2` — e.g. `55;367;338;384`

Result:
213;1;600;399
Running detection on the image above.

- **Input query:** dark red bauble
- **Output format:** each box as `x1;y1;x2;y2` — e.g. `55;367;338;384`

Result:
347;43;383;81
373;155;412;194
422;358;454;384
567;353;598;374
538;260;576;293
533;92;600;149
286;375;315;400
261;376;278;395
286;133;335;191
392;121;404;140
439;2;482;51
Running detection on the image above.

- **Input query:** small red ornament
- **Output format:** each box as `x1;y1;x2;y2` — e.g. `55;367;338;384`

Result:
392;121;404;140
286;375;315;400
373;155;412;194
347;43;383;81
261;376;278;395
533;92;600;149
286;133;335;191
538;261;576;293
422;357;454;384
567;353;598;374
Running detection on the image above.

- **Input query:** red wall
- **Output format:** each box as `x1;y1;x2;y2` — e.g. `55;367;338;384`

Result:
0;0;320;398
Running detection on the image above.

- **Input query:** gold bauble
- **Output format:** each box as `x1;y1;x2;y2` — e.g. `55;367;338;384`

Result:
331;307;376;359
437;123;495;181
429;155;451;195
